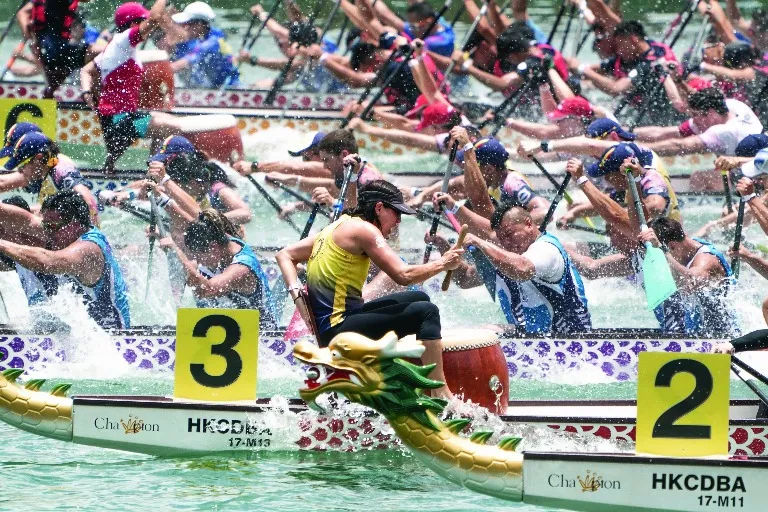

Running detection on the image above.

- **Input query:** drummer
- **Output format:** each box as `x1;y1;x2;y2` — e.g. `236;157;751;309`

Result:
0;190;130;330
276;180;463;399
160;209;277;329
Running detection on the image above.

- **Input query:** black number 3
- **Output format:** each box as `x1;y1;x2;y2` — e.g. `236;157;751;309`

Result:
652;359;713;439
189;315;242;388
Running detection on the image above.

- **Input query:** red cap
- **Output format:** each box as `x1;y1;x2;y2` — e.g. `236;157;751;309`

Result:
404;94;430;119
547;96;594;122
415;102;457;132
686;77;712;91
115;2;150;28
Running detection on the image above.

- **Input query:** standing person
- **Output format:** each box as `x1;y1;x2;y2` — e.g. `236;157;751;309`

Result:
80;0;188;173
0;191;130;329
276;180;463;399
161;209;277;329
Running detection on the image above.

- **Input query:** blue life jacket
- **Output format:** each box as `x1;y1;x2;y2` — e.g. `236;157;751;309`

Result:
60;228;130;329
15;264;58;306
653;239;740;336
197;238;278;329
495;233;592;334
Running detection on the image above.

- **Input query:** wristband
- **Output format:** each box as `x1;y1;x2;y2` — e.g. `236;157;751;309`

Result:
462;142;474;152
461;58;473;71
156;193;171;208
541;140;552;153
741;193;757;203
318;53;329;64
407;58;419;69
295;176;302;187
249;55;259;66
449;199;467;214
159;175;171;186
127;190;136;201
577;64;587;76
576;176;589;187
251;161;259;173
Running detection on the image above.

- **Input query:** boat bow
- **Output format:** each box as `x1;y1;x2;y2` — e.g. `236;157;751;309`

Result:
0;369;72;441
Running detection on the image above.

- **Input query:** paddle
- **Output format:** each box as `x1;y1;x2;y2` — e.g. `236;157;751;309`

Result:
558;3;577;53
218;11;260;93
444;211;496;299
731;195;746;279
625;169;678;310
441;224;468;291
722;169;734;214
424;140;459;263
562;223;607;236
338;48;400;128
437;0;488;89
144;192;159;301
546;0;567;45
530;156;597;230
667;0;701;51
264;0;327;105
731;361;768;409
265;177;332;218
332;161;356;221
0;40;26;81
539;172;571;232
732;356;768;388
246;175;303;234
0;0;27;48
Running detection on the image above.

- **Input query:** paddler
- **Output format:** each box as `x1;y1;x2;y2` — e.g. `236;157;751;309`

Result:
639;217;740;336
0;190;130;330
79;0;190;172
0;130;99;224
160;209;277;329
276;180;463;399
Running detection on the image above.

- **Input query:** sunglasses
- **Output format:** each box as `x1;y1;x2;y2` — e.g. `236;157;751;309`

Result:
42;218;70;231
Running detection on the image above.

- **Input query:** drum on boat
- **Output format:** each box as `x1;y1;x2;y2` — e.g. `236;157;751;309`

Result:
138;50;174;110
180;114;243;163
404;328;509;413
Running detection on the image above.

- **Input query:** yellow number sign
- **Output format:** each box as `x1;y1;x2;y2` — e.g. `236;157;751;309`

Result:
636;352;730;457
174;308;259;402
0;99;58;163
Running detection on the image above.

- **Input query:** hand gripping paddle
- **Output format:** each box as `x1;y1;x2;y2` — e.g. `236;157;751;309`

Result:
442;224;468;291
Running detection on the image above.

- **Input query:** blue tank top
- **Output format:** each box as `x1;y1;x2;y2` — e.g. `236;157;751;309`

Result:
495;233;592;334
196;238;277;330
15;263;59;306
652;239;740;336
60;228;130;329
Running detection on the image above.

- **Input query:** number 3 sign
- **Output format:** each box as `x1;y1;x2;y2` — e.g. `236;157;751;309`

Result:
174;308;260;402
636;352;730;457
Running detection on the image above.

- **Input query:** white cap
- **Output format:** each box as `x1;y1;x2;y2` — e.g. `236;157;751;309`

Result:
741;148;768;178
172;2;215;24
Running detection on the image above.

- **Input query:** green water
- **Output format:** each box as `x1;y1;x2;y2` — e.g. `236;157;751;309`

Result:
1;2;768;511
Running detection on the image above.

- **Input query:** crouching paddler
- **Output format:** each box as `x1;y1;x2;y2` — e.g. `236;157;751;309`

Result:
276;180;463;399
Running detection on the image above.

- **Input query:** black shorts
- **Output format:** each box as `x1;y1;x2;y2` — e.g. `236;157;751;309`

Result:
318;291;441;347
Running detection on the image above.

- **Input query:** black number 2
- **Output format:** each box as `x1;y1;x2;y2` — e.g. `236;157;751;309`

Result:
189;315;242;388
652;359;713;439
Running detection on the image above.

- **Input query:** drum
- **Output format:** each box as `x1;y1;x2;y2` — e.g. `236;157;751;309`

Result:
403;328;508;414
180;114;244;163
138;50;174;110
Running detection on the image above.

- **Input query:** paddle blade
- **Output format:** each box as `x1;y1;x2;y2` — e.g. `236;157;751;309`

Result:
642;245;678;310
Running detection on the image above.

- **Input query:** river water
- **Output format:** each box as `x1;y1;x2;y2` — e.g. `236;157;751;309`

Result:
0;1;767;511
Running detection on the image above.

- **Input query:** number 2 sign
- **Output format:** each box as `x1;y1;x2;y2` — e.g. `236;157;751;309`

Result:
636;352;730;457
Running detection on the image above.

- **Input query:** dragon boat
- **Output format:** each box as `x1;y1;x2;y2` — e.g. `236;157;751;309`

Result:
0;325;721;381
0;332;766;511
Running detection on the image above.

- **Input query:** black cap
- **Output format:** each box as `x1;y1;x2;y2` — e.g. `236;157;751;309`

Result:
358;189;417;215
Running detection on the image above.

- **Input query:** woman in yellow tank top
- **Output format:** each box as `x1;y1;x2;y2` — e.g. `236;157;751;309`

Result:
277;181;464;399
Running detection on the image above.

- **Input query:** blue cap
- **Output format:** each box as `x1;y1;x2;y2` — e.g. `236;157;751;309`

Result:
1;122;43;158
587;142;652;178
149;136;196;162
288;132;325;157
586;118;636;141
468;137;509;168
4;132;55;170
735;134;768;158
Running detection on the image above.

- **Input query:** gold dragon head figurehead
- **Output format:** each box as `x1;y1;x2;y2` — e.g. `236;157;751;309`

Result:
293;331;448;429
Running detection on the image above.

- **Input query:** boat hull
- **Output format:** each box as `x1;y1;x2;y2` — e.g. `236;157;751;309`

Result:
0;327;721;381
21;395;768;457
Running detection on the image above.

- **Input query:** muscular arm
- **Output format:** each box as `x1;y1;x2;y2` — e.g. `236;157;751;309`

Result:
217;187;253;225
17;2;32;39
0;203;44;241
633;125;683;142
580;180;631;227
276;235;315;289
471;236;535;281
746;195;768;237
0;171;29;193
467;65;521;92
505;120;565;139
644;135;708;156
701;62;756;81
664;251;724;294
354;123;442;152
0;239;104;286
462;149;495;219
581;67;632;95
741;252;768;281
586;0;622;31
257;160;329;177
568;250;633;279
322;56;376;88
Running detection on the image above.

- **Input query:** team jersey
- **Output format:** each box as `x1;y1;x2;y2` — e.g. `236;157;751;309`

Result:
196;238;277;329
94;26;144;116
24;159;100;224
32;0;78;39
403;18;455;57
58;227;130;329
606;166;681;223
650;239;739;336
495;233;592;334
306;216;371;334
600;40;677;80
15;263;59;306
177;28;239;88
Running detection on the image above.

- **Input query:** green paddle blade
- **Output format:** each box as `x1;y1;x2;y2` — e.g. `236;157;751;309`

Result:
642;243;678;310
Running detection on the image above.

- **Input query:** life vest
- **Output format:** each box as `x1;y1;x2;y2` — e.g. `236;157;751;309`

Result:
32;0;78;40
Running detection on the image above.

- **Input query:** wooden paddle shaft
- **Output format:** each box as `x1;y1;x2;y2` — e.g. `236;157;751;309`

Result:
442;224;468;291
